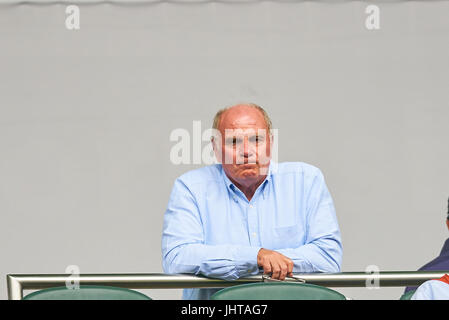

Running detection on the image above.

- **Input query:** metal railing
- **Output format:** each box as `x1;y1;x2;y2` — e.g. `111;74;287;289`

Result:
7;271;449;300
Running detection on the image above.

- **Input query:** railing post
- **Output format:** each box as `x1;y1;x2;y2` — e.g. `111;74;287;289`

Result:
7;275;23;300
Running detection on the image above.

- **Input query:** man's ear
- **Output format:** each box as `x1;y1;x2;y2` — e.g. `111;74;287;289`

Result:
211;136;223;164
211;137;216;152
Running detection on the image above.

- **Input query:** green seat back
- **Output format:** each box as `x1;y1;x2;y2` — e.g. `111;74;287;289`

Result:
23;285;152;300
211;282;346;300
399;290;416;300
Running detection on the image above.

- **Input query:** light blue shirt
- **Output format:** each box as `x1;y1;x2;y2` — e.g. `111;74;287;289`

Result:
161;161;343;300
412;280;449;300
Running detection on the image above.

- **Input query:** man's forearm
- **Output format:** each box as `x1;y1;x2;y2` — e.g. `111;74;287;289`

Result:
163;243;261;280
275;239;342;273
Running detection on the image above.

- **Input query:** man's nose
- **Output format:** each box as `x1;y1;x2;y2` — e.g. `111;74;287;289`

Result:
239;138;254;161
243;138;249;156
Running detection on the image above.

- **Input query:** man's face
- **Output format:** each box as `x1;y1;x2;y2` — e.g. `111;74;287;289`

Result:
213;105;272;187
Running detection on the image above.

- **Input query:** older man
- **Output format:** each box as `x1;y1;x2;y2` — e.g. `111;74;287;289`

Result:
162;103;342;300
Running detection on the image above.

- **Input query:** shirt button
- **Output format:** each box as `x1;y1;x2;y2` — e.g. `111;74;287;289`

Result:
252;232;257;237
249;204;253;208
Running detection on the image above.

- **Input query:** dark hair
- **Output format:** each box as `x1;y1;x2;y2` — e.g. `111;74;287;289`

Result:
447;197;449;220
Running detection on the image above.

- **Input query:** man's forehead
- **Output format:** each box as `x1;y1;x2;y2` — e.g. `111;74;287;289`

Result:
230;116;258;127
219;106;267;130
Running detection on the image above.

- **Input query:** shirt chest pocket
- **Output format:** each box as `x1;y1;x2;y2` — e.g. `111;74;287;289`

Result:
270;224;305;250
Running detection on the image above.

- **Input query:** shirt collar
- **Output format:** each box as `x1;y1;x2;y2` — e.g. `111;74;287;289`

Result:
221;161;273;199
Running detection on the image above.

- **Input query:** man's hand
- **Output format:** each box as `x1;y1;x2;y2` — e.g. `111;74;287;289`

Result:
257;248;294;280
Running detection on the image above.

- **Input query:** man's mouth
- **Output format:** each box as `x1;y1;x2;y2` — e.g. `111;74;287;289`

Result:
237;163;257;168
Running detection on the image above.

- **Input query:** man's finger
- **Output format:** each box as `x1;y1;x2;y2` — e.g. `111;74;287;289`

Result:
279;263;288;280
287;259;294;276
263;261;272;275
271;262;281;280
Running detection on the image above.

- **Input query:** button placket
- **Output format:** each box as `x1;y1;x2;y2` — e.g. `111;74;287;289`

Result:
247;202;259;245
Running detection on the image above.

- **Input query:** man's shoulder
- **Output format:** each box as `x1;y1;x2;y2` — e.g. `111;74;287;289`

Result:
413;279;449;299
176;164;222;185
274;161;324;178
418;279;448;292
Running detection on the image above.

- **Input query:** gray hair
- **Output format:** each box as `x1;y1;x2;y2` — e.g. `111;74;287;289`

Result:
212;103;273;135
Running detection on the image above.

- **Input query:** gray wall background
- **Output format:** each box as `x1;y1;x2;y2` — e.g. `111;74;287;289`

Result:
1;1;449;300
